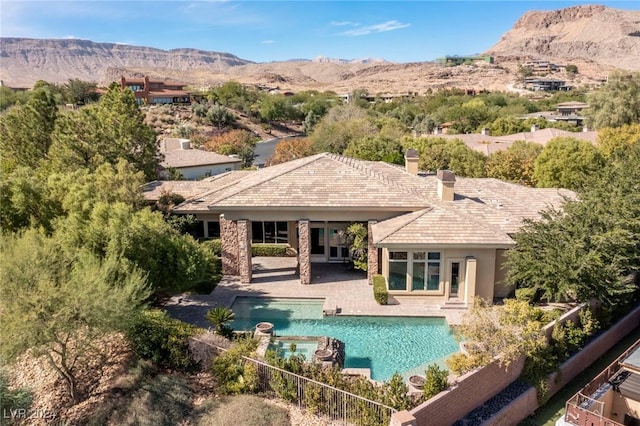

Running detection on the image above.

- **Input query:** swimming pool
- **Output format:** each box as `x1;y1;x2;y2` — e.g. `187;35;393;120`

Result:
231;297;459;381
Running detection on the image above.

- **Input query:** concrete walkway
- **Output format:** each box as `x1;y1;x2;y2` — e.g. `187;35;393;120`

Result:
165;257;467;327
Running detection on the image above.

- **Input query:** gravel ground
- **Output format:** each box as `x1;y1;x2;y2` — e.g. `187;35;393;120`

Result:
452;380;532;426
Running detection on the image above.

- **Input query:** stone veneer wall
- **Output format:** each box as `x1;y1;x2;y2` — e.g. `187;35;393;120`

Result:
484;304;640;426
220;214;239;276
237;219;252;284
298;220;311;285
367;221;378;284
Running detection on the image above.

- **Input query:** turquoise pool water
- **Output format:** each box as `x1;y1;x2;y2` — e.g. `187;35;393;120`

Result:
269;339;320;359
231;297;459;381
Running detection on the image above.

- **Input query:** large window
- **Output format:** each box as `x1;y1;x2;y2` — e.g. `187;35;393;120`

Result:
388;251;408;291
207;221;220;239
311;228;325;255
252;221;288;243
427;252;441;290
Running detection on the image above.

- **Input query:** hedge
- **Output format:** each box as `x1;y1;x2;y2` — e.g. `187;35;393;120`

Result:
252;243;290;257
373;274;388;305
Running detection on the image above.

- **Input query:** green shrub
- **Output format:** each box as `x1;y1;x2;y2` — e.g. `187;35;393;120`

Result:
515;287;537;303
127;309;203;372
373;274;388;305
211;338;259;395
0;372;32;425
252;243;289;257
194;394;291;426
423;364;449;399
201;239;222;256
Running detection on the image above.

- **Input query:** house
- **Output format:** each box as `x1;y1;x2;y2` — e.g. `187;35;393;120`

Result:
158;138;242;180
157;151;572;307
524;78;572;91
120;76;191;105
561;339;640;426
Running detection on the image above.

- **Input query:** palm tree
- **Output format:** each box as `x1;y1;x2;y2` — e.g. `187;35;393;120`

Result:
205;307;235;336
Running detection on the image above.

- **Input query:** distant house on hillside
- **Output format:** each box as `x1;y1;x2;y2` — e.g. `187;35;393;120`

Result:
524;78;571;91
158;138;241;180
120;76;191;105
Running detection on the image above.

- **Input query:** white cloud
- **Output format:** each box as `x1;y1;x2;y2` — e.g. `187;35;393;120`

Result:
330;20;359;27
261;40;275;44
340;20;410;37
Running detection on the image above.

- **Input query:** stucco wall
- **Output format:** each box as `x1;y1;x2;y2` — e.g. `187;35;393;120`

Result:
493;249;511;298
177;163;239;180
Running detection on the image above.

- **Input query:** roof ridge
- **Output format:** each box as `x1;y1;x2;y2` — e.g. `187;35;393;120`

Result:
205;153;329;206
435;200;514;242
329;153;426;200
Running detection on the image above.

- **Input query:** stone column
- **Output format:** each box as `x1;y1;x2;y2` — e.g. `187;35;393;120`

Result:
220;214;239;276
237;220;252;284
390;411;417;426
298;219;311;285
367;220;378;284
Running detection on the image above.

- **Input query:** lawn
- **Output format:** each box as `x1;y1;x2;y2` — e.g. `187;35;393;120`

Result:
520;326;640;426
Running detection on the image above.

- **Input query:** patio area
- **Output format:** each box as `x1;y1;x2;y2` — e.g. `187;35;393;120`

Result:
165;257;468;328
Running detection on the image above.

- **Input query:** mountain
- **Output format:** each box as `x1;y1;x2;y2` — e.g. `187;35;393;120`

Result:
0;38;254;87
1;5;638;93
487;5;640;70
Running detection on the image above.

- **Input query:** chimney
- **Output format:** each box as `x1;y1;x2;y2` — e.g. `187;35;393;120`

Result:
531;124;539;132
179;139;191;150
481;127;491;136
437;170;456;202
404;149;419;175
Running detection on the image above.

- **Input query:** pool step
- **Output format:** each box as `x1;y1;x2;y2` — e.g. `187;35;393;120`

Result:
323;307;341;316
440;300;468;310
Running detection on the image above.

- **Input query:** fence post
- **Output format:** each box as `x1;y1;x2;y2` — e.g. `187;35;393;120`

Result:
390;410;417;426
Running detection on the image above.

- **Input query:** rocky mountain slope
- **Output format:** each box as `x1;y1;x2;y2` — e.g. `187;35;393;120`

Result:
487;5;640;70
0;5;638;93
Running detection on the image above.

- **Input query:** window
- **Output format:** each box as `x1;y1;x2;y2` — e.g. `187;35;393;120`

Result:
412;252;426;291
427;252;441;290
311;228;325;255
207;221;220;239
388;252;407;291
252;221;288;243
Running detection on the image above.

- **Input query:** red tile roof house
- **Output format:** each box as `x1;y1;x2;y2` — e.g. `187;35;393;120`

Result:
158;138;242;180
120;76;191;105
146;150;572;308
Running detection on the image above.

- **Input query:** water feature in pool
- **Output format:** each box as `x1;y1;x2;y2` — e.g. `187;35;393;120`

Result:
269;339;320;359
231;296;459;381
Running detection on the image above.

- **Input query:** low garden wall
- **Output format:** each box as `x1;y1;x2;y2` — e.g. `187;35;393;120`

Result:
482;303;640;426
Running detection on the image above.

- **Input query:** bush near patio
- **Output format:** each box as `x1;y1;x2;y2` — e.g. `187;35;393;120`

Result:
373;274;388;304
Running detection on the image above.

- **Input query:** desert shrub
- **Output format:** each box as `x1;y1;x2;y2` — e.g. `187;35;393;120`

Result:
0;372;32;425
445;352;490;376
127;309;203;372
211;338;259;394
194;394;290;426
90;363;194;426
201;238;222;256
252;243;289;257
515;287;537;303
423;364;449;399
373;274;388;305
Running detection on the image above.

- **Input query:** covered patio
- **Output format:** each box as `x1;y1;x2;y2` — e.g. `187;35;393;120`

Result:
164;257;467;327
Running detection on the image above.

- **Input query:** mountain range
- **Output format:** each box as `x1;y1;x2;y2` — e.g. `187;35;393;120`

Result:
1;5;638;93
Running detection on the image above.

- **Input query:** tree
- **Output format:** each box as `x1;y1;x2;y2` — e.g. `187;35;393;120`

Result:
310;104;378;154
203;129;258;168
533;137;604;190
401;137;486;177
206;104;235;129
596;123;640;158
345;223;368;271
48;84;158;180
0;230;150;404
506;144;640;305
585;71;640;129
266;137;316;166
62;79;99;105
0;88;58;171
343;136;403;164
565;64;578;75
486;141;543;186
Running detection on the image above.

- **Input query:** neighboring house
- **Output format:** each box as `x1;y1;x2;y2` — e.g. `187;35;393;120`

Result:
159;138;242;180
157;151;572;307
518;102;590;126
561;339;640;426
524;78;572;91
120;76;191;105
421;127;598;156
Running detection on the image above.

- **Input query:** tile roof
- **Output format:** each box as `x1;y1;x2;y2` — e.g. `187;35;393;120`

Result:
161;149;241;168
141;171;251;202
175;153;432;210
169;152;573;245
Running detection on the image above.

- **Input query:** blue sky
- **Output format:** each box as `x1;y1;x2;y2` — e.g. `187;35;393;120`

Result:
1;1;638;63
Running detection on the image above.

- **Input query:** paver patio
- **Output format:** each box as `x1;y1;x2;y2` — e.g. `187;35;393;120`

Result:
165;257;467;327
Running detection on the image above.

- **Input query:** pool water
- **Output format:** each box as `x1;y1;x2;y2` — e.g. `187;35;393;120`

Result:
231;297;459;381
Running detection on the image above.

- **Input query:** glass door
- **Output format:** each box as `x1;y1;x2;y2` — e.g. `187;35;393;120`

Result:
449;261;461;299
328;228;349;262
